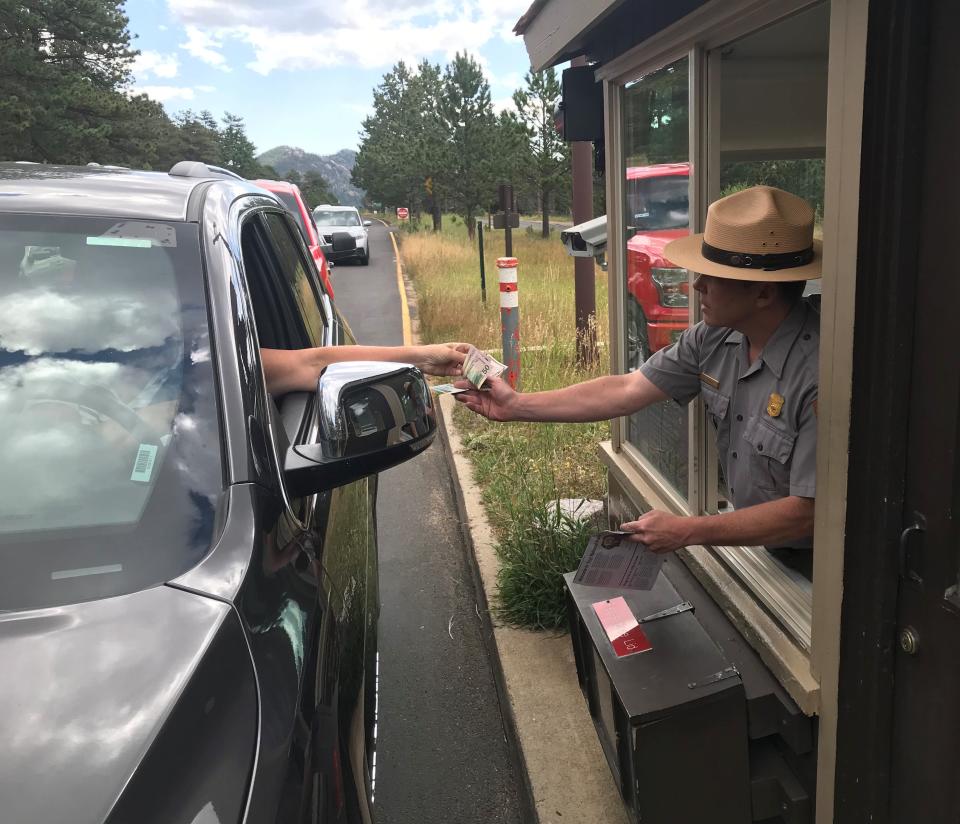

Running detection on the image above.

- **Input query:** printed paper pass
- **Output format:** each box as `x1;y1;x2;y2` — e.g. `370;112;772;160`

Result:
574;532;665;591
592;597;652;657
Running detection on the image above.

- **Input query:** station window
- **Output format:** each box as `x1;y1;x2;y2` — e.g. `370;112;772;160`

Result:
615;4;830;651
621;56;691;498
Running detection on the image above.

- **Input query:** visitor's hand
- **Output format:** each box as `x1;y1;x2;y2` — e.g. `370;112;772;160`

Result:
416;343;468;376
620;510;693;554
454;376;518;422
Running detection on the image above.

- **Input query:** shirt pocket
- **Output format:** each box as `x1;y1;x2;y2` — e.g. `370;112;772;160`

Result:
702;386;731;460
701;386;730;423
742;416;797;493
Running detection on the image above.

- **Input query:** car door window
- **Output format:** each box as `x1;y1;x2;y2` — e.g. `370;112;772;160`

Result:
262;212;328;348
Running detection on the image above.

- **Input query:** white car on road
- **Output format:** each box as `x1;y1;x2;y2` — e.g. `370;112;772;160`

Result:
313;205;371;266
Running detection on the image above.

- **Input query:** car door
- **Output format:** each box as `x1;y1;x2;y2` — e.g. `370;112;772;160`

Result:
249;208;378;823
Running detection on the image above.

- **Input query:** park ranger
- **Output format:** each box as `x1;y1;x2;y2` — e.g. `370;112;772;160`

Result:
456;185;820;576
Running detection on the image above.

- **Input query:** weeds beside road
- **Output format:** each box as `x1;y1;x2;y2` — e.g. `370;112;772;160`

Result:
401;218;610;629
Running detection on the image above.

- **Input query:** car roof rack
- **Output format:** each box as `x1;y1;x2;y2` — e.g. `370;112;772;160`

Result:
86;162;130;171
169;161;245;181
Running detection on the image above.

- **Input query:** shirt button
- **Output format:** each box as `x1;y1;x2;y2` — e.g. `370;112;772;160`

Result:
730;487;735;495
803;333;811;340
757;444;764;452
736;414;743;421
732;451;738;459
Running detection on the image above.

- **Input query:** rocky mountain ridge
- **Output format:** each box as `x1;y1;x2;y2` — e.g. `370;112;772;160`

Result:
256;146;364;207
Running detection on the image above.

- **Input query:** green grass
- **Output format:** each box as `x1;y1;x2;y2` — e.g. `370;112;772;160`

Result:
401;222;611;630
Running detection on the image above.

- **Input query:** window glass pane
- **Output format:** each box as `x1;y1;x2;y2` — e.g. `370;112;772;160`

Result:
622;56;691;496
709;3;829;586
263;213;327;348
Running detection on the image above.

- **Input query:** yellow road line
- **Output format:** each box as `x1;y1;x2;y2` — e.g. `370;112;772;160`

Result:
389;229;413;347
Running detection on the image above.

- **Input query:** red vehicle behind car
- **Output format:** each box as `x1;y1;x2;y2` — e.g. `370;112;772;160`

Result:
624;163;690;367
252;179;334;297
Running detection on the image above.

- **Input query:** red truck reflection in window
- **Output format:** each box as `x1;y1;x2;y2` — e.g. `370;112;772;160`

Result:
625;163;690;369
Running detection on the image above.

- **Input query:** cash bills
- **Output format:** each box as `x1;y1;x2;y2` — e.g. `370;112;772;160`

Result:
462;346;507;389
574;530;664;591
431;383;469;395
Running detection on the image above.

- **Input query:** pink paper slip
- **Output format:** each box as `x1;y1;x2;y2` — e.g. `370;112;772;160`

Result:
592;597;653;658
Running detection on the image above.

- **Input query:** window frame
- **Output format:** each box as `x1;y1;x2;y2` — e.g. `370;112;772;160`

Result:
598;0;864;737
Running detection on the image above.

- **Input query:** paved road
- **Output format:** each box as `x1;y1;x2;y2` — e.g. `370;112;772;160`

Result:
330;225;526;824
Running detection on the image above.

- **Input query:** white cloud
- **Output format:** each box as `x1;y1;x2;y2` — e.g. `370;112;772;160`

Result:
180;25;230;70
164;0;530;74
195;84;216;93
492;96;517;114
135;85;197;102
133;50;180;80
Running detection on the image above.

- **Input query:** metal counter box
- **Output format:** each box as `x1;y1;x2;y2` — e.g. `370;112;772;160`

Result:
564;570;751;824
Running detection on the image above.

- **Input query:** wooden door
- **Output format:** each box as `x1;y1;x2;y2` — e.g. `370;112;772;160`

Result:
888;2;960;818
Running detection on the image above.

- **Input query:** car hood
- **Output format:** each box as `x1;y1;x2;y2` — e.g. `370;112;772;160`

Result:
626;227;689;259
0;585;231;824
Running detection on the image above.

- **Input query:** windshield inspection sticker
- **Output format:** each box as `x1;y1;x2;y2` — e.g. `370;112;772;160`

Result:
130;443;159;483
93;221;178;248
87;236;151;248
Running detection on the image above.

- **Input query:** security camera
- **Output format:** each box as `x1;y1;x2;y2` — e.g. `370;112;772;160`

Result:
561;214;607;259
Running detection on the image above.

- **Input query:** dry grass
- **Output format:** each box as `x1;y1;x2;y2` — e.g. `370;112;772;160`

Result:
401;220;612;629
402;222;609;353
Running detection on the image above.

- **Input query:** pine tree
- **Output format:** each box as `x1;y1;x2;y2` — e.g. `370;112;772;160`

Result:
218;112;263;177
0;0;141;163
439;53;497;239
300;171;338;208
513;69;570;237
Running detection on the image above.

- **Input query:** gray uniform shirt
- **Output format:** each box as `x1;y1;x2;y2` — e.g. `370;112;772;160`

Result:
640;298;819;548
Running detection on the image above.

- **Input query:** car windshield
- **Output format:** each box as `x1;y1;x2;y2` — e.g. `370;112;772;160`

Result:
314;210;360;227
626;174;689;231
0;215;222;611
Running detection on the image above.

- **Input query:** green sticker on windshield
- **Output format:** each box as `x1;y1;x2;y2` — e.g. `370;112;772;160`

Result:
130;443;158;483
87;236;152;248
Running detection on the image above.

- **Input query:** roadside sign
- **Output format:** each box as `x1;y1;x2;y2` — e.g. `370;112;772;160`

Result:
493;212;519;229
396;207;409;221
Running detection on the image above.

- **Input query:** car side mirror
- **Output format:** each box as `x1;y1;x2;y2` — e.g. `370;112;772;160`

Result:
283;362;436;496
363;220;372;227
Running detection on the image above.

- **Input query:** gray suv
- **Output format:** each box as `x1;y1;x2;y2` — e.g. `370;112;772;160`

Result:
0;163;436;823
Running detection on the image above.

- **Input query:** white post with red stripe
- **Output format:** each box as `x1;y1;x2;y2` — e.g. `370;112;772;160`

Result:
497;256;520;389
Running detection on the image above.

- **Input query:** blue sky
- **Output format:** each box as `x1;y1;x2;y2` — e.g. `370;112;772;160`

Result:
125;0;537;158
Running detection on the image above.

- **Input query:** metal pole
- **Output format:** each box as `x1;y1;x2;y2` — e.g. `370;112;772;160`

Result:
571;55;597;366
478;221;487;303
498;256;520;389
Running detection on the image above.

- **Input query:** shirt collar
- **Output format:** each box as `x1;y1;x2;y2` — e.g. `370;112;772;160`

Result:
755;300;809;379
721;300;809;379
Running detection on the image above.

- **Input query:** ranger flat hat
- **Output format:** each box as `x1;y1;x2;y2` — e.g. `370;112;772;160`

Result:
664;185;822;281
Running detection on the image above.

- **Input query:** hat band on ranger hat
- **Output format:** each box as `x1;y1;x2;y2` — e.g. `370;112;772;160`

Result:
701;241;815;272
